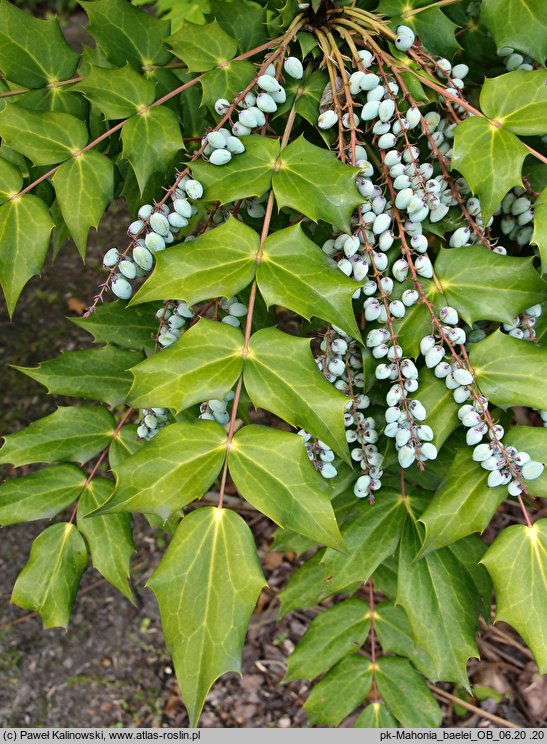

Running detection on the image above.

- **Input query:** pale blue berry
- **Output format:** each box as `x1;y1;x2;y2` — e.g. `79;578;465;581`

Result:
112;275;132;300
103;248;119;268
210;149;232;166
283;56;304;79
318;110;338;129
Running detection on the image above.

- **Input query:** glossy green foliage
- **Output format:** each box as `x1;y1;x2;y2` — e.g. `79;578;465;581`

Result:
229;425;344;549
148;507;266;726
481;0;547;63
481;520;547;674
11;523;87;629
1;0;547;729
452;118;528;223
15;345;143;406
102;421;227;519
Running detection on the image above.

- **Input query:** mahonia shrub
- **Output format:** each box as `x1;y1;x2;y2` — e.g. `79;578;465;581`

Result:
0;0;546;728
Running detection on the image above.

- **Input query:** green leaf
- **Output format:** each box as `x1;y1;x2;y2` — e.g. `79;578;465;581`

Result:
0;406;115;467
229;425;344;550
131;217;259;306
81;0;171;69
0;464;85;526
128;319;244;412
244;327;349;459
480;0;547;64
436;246;546;326
275;70;329;127
481;520;547;674
420;450;506;554
470;330;547;410
480;70;547;136
0;195;54;317
108;424;145;469
51;151;114;259
303;655;372;726
415;369;460;452
355;702;398;728
200;60;256;110
209;0;268;53
506;426;547;499
258;224;361;339
285;599;370;681
122;106;183;192
147;507;266;726
374;603;437;680
71;301;159;350
320;491;407;598
452;117;528;223
168;20;237;72
376;657;442;727
101;421;227;519
271;528;316;555
75;64;156;119
397;521;483;687
0;0;79;88
278;550;329;617
190;135;280;204
78;478;134;601
11;523;87;629
0;104;88;166
273;136;362;233
532;188;547;273
15;345;142;407
0;157;23;203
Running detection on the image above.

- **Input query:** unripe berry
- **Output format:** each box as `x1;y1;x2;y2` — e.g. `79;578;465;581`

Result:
209;148;232;166
318;110;338;129
283;56;304;79
112;275;132;300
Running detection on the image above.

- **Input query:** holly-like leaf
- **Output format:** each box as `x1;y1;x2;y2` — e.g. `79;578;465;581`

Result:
51;151;114;259
228;425;344;550
436;246;546;326
375;657;442;728
0;0;79;88
303;655;372;726
481;520;547;674
244;327;349;459
533;188;547;273
506;426;547;499
75;64;156;120
285;599;370;681
272;136;362;233
0;157;23;203
0;464;85;526
0;406;115;467
278;550;329;617
128;319;244;412
320;491;407;597
480;70;547;137
190;135;280;205
470;330;547;410
258;224;361;339
374;603;437;680
0;195;54;317
121;106;183;192
480;0;547;64
168;20;237;72
100;421;227;520
209;0;268;53
108;424;145;469
15;345;142;407
81;0;172;69
11;523;87;629
78;478;134;601
71;301;159;350
452;117;528;223
397;521;483;687
419;450;506;554
131;217;259;306
147;507;266;726
355;702;398;728
0;104;88;166
200;60;256;109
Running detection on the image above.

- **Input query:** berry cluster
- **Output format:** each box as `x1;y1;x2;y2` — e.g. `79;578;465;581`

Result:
136;408;170;441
